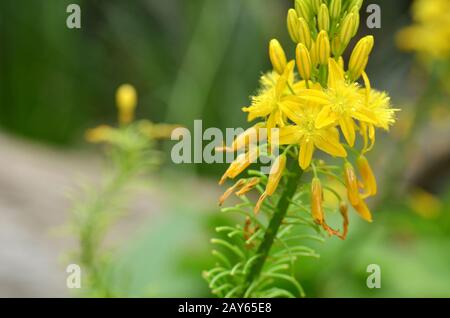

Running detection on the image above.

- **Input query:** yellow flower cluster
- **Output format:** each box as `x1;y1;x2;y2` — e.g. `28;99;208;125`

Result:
219;0;398;237
397;0;450;60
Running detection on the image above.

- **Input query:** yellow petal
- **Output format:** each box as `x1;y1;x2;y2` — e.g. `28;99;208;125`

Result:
299;138;314;169
351;106;378;125
278;97;303;123
276;60;295;96
315;129;347;157
278;126;303;145
339;116;356;147
242;105;272;122
357;155;377;198
297;89;329;105
328;58;345;89
316;105;338;128
353;199;373;222
265;154;287;195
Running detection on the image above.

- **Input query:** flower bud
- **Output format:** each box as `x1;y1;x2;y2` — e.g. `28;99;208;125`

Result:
311;177;324;224
316;30;330;65
344;162;360;206
348;36;374;81
329;0;342;21
351;8;360;36
298;18;312;50
287;9;300;43
310;40;319;66
339;12;357;50
318;4;330;32
296;43;312;80
116;84;137;125
295;0;311;22
269;39;287;75
331;35;342;57
357;155;377;198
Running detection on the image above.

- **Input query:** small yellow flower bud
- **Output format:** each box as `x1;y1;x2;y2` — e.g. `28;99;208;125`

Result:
348;36;374;81
318;4;330;32
310;40;319;66
296;43;312;80
331;35;342;57
116;84;137;125
344;162;360;206
316;30;330;65
311;177;324;224
287;9;300;43
255;154;287;213
339;12;357;49
295;0;311;22
351;9;360;37
329;0;342;21
357;155;377;198
297;18;312;50
269;39;287;75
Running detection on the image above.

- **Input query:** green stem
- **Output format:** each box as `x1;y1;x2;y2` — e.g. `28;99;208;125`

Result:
240;159;303;296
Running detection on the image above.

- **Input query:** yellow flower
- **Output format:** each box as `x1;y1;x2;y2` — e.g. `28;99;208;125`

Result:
255;154;287;213
85;125;114;143
396;0;450;59
243;61;298;130
277;101;347;169
298;58;377;146
359;72;398;152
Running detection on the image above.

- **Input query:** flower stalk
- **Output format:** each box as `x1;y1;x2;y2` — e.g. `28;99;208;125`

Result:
241;159;303;295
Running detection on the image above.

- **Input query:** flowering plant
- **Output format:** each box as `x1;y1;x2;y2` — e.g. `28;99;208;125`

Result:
205;0;398;298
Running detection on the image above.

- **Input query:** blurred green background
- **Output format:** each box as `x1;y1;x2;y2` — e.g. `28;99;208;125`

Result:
0;0;449;297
